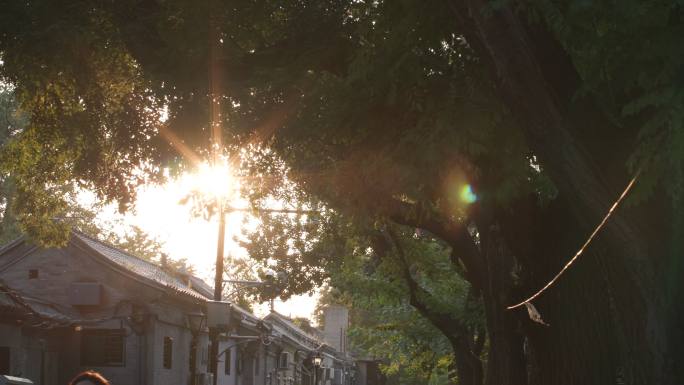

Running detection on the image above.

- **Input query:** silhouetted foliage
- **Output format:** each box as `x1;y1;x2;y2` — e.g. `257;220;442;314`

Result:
1;1;682;384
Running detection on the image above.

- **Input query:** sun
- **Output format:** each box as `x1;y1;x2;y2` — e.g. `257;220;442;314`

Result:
93;160;318;320
192;161;237;201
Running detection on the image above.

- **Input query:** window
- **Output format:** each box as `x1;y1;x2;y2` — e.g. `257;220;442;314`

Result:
224;349;231;375
189;341;197;377
28;269;38;279
0;346;9;374
163;337;173;369
278;352;289;369
80;329;125;366
236;350;242;375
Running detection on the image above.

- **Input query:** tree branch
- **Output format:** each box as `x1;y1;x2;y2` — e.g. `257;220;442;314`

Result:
374;227;483;385
381;228;469;337
382;199;485;291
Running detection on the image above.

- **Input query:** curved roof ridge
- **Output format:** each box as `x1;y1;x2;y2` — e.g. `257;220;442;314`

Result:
72;230;209;300
71;229;161;268
266;311;322;344
0;235;28;257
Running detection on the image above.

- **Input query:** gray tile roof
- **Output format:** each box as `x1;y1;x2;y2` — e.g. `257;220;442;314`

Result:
231;301;261;323
189;275;214;298
0;283;76;325
0;290;20;309
73;232;211;301
265;311;323;350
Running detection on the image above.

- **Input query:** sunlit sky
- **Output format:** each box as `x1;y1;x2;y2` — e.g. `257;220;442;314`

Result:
92;165;319;322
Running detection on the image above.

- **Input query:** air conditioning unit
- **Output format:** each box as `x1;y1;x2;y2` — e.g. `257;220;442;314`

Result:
68;282;101;305
206;301;232;330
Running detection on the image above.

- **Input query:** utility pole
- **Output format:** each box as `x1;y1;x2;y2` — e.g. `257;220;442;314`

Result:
208;6;223;383
213;205;226;302
203;10;316;375
208;204;314;385
209;204;225;385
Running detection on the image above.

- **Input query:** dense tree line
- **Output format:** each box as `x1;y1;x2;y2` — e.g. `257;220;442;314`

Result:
1;1;682;384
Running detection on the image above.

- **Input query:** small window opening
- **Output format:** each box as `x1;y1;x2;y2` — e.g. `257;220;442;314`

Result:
28;269;38;279
224;349;231;375
80;329;125;366
163;337;173;369
278;352;289;369
0;346;10;374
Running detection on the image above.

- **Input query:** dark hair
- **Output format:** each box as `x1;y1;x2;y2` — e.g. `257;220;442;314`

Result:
68;370;111;385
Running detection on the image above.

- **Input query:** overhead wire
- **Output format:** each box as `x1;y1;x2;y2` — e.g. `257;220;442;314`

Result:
507;168;642;311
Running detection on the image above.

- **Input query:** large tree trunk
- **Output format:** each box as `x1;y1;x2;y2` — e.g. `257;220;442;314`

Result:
449;333;485;385
478;226;527;385
458;1;672;383
498;196;621;385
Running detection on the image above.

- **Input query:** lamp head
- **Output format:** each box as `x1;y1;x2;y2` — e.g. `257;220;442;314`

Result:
262;268;277;281
186;311;205;333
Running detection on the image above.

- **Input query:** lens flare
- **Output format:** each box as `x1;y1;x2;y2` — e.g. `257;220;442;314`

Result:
196;161;233;199
460;184;477;204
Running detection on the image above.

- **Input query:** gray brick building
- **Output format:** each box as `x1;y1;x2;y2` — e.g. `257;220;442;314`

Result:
0;231;211;385
0;232;369;385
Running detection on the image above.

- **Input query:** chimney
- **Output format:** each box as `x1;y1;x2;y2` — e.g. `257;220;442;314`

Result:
323;305;349;353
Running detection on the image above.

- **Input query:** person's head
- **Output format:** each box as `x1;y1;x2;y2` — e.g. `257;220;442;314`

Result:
68;370;111;385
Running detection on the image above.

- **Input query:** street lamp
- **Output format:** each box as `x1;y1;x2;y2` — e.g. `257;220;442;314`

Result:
313;355;322;367
187;311;206;332
312;353;322;385
187;311;206;385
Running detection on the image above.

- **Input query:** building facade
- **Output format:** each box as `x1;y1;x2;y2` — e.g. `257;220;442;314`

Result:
215;303;270;385
264;311;321;385
0;232;211;385
0;233;368;385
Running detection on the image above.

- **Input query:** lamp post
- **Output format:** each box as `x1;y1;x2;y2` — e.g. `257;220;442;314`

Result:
312;353;322;385
210;201;226;385
203;9;319;383
187;311;205;385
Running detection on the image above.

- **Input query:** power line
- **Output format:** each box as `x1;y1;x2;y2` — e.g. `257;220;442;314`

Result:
507;168;641;311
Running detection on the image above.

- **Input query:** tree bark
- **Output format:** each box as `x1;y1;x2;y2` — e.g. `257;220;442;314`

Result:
497;195;621;385
476;220;527;385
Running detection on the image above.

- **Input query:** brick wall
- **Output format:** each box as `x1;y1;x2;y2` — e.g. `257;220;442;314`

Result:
0;239;210;385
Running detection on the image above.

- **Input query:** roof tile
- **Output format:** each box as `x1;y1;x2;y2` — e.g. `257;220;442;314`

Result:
74;232;211;300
